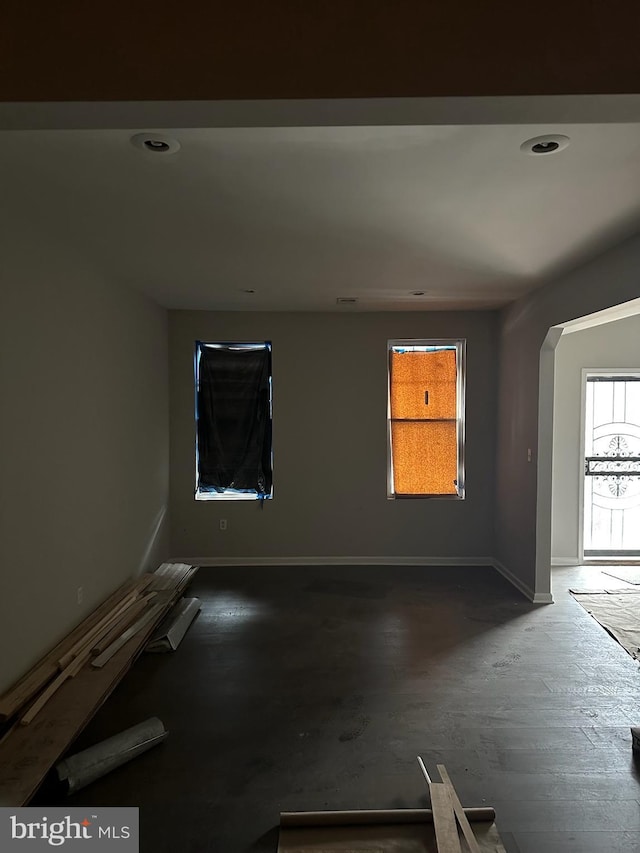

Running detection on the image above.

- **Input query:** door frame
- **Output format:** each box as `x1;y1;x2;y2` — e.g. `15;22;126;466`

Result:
579;367;640;562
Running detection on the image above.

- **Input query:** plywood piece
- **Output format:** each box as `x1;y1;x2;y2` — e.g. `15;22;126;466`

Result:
430;784;462;852
391;420;458;495
391;349;457;420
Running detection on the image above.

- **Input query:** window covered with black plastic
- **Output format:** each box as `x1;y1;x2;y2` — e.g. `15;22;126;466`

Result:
195;342;272;499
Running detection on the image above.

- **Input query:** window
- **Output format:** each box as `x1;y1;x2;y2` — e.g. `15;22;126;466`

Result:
195;341;273;501
387;339;465;499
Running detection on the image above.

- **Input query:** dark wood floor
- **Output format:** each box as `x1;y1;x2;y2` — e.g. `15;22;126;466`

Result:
34;564;640;852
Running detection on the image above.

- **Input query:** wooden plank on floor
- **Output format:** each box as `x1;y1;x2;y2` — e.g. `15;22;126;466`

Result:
436;764;482;853
57;589;140;669
91;601;166;668
430;783;462;853
0;566;197;804
92;594;157;655
20;652;88;726
0;608;166;805
0;578;146;721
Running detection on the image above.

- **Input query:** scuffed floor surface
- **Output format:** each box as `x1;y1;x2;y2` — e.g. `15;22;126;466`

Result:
34;564;640;852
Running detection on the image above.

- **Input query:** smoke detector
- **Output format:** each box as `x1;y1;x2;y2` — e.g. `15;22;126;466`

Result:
130;133;181;155
520;134;570;155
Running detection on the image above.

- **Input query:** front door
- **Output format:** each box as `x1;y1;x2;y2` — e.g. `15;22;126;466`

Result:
583;374;640;558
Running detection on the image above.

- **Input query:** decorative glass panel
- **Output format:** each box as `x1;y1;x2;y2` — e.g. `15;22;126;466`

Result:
584;376;640;555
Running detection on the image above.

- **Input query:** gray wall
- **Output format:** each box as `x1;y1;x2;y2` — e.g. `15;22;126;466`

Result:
169;310;498;560
0;235;170;695
552;314;640;564
496;233;640;596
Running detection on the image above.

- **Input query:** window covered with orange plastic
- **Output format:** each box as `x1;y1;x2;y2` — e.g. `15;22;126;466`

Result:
388;343;463;497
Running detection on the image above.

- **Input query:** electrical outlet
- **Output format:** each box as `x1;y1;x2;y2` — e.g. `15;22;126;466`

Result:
219;519;228;531
77;586;84;605
527;448;533;463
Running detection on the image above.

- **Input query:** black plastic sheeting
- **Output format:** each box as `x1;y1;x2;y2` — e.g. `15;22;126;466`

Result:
196;344;272;497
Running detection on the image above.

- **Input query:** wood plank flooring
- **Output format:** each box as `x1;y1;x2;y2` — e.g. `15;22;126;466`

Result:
32;564;640;852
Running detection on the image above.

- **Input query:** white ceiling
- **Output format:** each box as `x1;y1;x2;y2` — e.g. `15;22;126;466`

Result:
2;121;640;311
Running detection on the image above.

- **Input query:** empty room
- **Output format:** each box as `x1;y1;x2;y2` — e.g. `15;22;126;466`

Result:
1;5;640;853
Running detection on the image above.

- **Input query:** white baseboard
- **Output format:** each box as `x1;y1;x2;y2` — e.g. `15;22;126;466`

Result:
172;554;553;603
551;557;580;567
173;555;495;568
491;558;554;604
532;593;554;604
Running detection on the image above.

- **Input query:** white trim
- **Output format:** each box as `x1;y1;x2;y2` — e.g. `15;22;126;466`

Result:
171;554;554;603
581;368;640;559
538;302;640;610
172;555;495;568
537;326;563;598
531;592;555;604
578;368;588;563
551;557;580;567
492;558;554;604
560;297;640;335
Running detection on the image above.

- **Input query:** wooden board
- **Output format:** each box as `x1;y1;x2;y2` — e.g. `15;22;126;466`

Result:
20;652;88;726
436;765;481;853
57;590;140;669
92;594;156;655
277;816;507;853
0;615;162;805
91;601;167;668
0;565;197;804
0;578;145;721
430;784;462;853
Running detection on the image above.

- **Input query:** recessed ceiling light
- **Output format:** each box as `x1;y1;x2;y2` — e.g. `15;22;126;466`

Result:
130;133;181;155
520;134;570;155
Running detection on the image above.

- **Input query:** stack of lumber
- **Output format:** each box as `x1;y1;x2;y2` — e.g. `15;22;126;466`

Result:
147;562;195;592
0;562;197;806
420;759;484;853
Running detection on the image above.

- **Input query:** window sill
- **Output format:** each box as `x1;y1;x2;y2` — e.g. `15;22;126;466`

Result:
195;491;273;502
388;493;465;500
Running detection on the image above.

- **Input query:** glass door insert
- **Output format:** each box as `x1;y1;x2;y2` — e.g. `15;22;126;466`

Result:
584;374;640;558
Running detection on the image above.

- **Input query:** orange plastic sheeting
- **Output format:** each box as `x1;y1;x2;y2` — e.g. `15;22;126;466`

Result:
390;350;457;420
391;421;458;495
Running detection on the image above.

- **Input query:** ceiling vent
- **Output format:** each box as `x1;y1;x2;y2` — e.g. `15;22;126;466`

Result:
336;297;358;305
